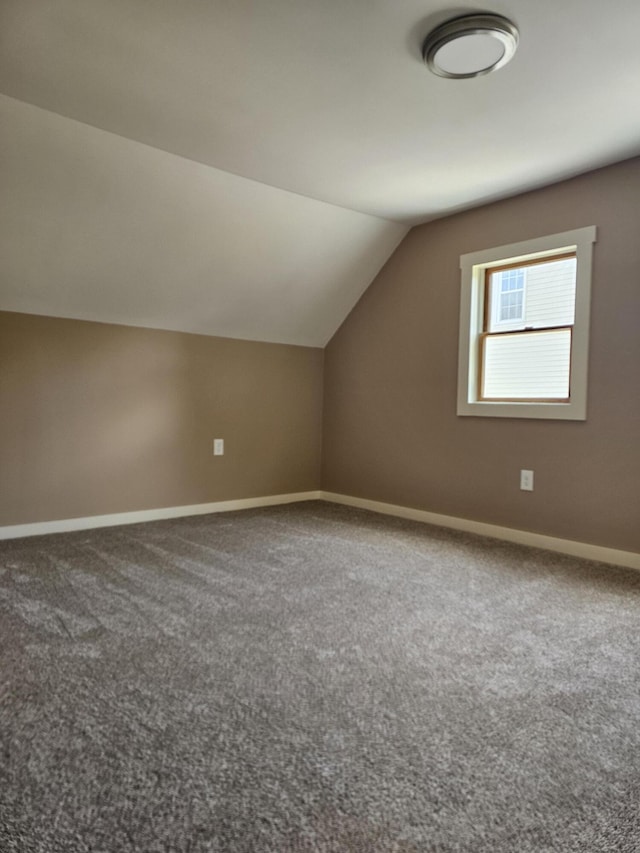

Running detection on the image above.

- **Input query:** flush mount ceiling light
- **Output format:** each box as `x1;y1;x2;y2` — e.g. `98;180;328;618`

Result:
422;13;519;79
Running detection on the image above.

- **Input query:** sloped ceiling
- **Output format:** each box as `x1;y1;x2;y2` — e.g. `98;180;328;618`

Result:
0;95;405;347
1;0;640;345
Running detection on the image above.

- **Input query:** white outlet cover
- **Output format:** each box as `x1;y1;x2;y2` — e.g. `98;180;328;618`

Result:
213;439;224;456
520;469;534;491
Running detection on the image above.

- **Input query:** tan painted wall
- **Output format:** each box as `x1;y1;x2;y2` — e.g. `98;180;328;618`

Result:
322;157;640;553
0;312;323;526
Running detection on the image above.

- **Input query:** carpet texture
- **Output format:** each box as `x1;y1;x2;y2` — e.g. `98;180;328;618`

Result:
1;501;639;852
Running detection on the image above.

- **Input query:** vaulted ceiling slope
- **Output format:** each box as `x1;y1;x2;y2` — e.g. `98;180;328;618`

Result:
1;1;639;345
0;94;406;347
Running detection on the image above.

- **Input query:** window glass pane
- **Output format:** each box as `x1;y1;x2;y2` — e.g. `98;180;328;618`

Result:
490;270;524;328
501;269;524;292
482;328;571;400
488;256;576;333
500;290;522;321
523;257;576;328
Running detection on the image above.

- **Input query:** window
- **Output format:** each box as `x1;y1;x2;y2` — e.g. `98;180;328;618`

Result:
481;254;576;401
492;266;525;327
457;226;596;420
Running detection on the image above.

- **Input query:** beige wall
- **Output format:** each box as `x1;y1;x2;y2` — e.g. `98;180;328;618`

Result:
2;157;639;552
0;312;323;526
322;157;640;553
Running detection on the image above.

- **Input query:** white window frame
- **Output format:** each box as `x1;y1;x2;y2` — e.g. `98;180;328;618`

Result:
457;226;596;420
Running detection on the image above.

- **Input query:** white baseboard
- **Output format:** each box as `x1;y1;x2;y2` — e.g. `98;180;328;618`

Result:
2;489;637;571
320;491;640;571
0;491;323;541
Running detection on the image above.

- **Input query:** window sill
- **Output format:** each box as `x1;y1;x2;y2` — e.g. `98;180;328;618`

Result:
457;399;586;420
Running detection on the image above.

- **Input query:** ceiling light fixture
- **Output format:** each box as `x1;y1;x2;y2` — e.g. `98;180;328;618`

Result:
422;13;519;79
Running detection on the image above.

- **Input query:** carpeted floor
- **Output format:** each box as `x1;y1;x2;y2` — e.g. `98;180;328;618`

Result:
1;501;639;852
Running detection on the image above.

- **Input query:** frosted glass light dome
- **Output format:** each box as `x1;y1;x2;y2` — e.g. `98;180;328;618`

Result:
423;14;519;79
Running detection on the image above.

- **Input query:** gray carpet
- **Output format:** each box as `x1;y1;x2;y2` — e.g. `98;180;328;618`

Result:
1;501;639;852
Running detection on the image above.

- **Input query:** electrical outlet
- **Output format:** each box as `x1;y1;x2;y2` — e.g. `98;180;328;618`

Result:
520;469;534;491
213;438;224;456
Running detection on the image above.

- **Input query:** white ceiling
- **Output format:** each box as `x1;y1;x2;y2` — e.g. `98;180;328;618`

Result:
1;0;639;345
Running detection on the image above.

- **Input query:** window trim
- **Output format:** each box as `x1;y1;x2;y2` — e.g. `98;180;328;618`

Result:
457;226;596;420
